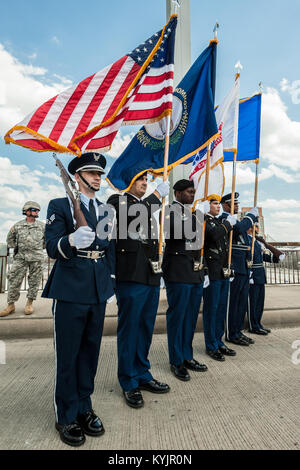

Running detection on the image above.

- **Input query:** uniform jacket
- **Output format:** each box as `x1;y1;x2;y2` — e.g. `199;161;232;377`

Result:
107;192;161;286
204;213;233;281
7;219;45;262
248;235;279;284
162;201;205;283
42;197;115;304
220;212;257;275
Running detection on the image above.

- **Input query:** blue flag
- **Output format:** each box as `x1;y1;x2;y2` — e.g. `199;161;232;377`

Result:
223;93;261;162
107;41;219;191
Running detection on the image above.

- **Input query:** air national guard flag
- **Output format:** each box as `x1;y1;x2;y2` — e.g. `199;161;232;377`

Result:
223;93;261;161
107;40;219;192
5;16;177;156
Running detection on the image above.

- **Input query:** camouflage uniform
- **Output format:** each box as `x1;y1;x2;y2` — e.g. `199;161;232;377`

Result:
6;219;45;302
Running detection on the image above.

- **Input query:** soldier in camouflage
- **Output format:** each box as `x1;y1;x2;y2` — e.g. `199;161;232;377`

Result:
0;201;45;317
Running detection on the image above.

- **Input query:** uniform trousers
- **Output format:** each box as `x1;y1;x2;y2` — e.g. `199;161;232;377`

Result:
248;283;265;331
226;274;249;340
53;300;106;425
203;279;229;351
165;282;203;367
116;282;160;391
7;258;43;303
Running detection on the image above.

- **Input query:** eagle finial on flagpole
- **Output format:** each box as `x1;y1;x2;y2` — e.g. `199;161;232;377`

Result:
171;0;180;14
259;81;263;93
213;22;219;39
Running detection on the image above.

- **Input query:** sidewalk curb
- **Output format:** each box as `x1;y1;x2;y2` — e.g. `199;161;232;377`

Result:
1;308;300;339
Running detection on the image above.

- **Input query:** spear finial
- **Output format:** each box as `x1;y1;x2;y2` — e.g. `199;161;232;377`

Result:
213;22;220;39
171;0;180;14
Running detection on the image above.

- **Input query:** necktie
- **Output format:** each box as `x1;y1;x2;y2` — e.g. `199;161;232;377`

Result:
89;199;98;226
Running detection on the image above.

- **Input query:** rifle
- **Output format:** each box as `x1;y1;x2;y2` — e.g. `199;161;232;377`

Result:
53;153;88;228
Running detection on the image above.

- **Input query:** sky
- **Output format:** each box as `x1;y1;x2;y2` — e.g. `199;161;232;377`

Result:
0;0;300;242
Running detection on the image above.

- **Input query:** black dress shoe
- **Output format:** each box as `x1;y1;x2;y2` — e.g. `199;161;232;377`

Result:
77;410;105;436
219;345;236;356
227;337;249;346
55;421;86;447
123;389;144;408
240;333;255;344
248;328;268;335
140;379;170;394
170;364;190;381
260;326;271;333
206;349;225;361
184;359;208;372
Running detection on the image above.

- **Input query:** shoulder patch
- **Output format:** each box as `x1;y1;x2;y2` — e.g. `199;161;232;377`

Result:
46;214;55;225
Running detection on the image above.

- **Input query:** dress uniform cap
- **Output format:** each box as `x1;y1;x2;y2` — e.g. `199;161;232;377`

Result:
220;192;239;204
173;179;194;192
68;152;106;175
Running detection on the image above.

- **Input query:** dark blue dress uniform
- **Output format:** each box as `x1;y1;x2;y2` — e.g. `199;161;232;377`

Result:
42;196;115;426
247;235;279;331
220;211;257;341
107;192;161;391
203;214;233;351
162;201;204;367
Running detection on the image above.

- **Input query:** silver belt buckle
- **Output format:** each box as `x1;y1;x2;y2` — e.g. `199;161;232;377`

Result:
149;260;162;274
222;267;231;278
90;251;98;259
193;261;203;272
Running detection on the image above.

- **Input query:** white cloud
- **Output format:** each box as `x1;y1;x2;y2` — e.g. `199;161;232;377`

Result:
259;198;300;209
107;132;135;158
51;36;60;45
280;77;300;104
272;211;300;219
0;43;73;135
261;87;300;172
28;52;37;60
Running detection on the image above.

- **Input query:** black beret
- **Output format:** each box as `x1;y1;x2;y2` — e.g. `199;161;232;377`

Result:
68;152;106;175
173;179;194;192
220;192;239;204
135;171;148;181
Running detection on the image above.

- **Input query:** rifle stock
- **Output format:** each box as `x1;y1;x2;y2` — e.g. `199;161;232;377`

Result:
53;153;88;228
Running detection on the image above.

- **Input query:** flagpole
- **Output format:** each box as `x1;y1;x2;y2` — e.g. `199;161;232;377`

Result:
226;63;241;277
158;114;171;268
250;158;259;262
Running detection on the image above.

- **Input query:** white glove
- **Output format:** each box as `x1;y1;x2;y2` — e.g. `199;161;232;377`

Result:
202;200;210;214
249;278;254;284
69;226;95;249
203;275;210;288
156;180;170;198
279;254;286;262
247;207;259;218
226;214;237;226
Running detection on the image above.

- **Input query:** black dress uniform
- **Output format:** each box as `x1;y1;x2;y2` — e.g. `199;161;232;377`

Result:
247;235;280;333
42;156;115;429
220;207;258;342
203;213;233;352
162;201;205;369
107;191;162;391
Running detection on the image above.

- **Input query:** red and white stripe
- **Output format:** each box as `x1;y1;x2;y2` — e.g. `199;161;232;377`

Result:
7;56;174;154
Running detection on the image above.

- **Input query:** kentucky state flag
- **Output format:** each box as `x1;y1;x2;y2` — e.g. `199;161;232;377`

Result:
107;40;219;191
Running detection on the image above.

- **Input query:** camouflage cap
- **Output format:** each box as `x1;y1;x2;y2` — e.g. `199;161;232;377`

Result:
22;201;41;213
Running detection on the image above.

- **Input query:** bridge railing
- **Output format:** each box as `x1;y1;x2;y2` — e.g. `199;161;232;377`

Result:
264;243;300;285
1;243;300;292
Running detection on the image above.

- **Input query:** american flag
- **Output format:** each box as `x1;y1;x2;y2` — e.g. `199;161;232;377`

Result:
5;15;177;156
